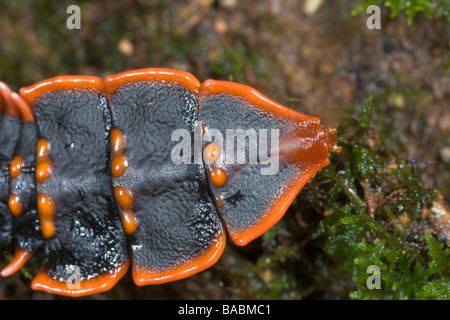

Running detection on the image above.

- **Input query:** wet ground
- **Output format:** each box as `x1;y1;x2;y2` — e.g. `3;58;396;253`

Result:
0;0;449;299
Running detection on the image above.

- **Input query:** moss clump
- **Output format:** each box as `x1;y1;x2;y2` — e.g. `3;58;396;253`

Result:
312;96;449;299
352;0;450;25
351;0;450;25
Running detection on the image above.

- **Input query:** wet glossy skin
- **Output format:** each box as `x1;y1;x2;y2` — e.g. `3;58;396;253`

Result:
0;68;335;297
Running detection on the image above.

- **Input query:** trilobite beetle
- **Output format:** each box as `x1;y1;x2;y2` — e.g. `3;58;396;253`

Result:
0;68;339;297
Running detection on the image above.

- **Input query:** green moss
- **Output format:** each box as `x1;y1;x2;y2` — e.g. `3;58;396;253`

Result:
312;96;448;299
425;234;450;274
352;0;450;25
421;234;450;299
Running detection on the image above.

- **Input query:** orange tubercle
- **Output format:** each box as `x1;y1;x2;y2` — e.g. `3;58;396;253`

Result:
0;249;33;277
204;142;221;164
35;159;54;183
111;128;125;155
8;194;23;217
36;138;50;159
114;186;134;210
37;193;56;217
9;155;24;179
216;196;224;209
40;219;55;239
120;210;139;235
31;259;130;298
210;167;227;187
111;154;129;178
37;193;56;239
35;138;53;184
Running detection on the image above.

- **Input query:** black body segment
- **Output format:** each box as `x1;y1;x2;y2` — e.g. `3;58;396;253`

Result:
199;80;330;246
9;121;43;253
105;77;225;284
0;69;334;297
0;114;21;248
199;92;294;243
28;87;129;292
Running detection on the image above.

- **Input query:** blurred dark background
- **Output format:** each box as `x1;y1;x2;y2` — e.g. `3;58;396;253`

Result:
0;0;448;299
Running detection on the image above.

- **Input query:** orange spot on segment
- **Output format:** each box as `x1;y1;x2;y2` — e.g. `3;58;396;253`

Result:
37;193;56;218
37;193;56;239
132;228;226;285
40;219;55;239
204;142;221;164
8;194;23;217
111;128;125;155
0;249;33;277
9;155;24;179
120;210;139;235
35;138;53;184
112;153;129;178
31;259;130;298
114;186;134;210
210;167;227;187
35;159;53;183
216;196;224;209
36;139;50;159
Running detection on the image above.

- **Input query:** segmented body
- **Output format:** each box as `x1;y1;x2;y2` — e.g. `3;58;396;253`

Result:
0;68;333;297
